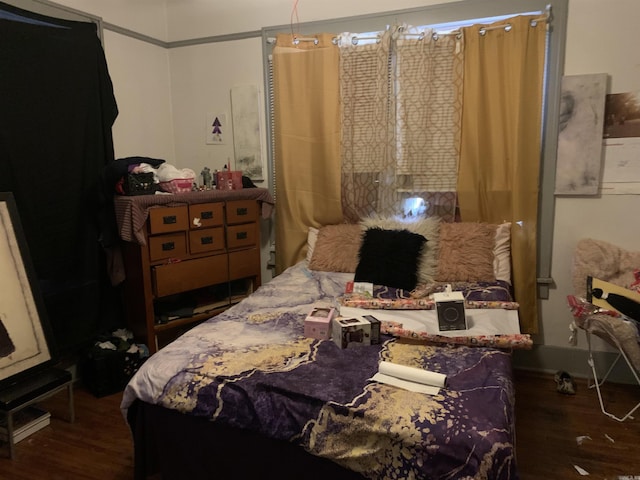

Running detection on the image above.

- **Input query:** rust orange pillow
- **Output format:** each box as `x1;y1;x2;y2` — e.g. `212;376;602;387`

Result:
308;224;363;273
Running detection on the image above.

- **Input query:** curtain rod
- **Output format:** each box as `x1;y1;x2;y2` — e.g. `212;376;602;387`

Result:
266;5;551;46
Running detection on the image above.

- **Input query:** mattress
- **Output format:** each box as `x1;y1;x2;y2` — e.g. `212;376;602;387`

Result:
122;262;521;480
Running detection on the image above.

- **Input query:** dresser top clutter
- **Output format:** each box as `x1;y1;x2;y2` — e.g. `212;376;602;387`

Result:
114;188;274;245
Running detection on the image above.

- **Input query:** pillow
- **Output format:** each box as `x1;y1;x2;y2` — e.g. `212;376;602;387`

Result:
436;222;497;282
494;222;512;283
308;224;363;272
360;215;440;284
306;226;319;264
354;227;427;291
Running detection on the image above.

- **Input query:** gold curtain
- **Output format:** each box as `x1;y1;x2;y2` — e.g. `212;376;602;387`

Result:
457;16;547;333
272;33;342;274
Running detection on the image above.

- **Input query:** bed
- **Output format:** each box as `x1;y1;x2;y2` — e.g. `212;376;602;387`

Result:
121;216;532;480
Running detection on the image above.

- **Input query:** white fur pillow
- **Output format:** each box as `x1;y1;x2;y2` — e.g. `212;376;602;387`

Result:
359;215;441;284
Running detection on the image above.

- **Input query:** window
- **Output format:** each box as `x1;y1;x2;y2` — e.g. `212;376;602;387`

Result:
262;0;568;297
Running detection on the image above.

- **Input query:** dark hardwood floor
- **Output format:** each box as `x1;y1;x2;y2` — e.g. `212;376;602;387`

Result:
514;369;640;479
0;369;638;479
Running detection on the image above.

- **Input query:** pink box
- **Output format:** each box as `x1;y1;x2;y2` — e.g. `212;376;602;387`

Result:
304;307;335;340
216;171;243;190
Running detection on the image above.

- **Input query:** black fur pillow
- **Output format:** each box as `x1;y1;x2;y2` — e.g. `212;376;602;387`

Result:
354;227;427;291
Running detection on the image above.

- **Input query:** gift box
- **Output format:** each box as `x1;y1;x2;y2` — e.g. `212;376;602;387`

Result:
216;170;243;190
304;306;335;340
332;316;371;349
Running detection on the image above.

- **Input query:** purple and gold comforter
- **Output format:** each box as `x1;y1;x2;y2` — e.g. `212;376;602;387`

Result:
122;262;519;480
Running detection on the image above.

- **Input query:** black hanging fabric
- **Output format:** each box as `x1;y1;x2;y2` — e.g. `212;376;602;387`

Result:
0;2;119;353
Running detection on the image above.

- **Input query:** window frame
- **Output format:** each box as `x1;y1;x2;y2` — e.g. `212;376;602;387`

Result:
262;0;568;298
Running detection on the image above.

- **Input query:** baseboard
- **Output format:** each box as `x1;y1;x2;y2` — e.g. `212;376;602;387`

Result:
512;345;638;385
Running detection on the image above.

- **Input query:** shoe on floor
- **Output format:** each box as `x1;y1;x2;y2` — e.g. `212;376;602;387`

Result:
554;370;576;395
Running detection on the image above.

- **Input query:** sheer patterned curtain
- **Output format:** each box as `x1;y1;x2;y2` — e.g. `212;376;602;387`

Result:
393;27;464;222
457;15;547;333
339;27;463;222
272;33;343;274
339;30;393;222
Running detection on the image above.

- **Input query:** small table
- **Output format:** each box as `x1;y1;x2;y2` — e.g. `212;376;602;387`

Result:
0;367;74;459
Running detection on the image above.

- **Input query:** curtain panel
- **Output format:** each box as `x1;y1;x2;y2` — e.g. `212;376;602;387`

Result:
393;28;464;222
272;33;342;274
339;30;392;223
457;15;547;333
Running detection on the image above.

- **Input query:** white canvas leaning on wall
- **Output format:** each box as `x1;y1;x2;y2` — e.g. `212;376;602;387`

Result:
554;73;607;196
231;84;264;181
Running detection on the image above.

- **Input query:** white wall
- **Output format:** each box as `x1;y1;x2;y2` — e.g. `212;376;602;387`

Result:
164;0;455;41
45;0;640;374
104;31;175;161
540;0;640;358
168;38;265;178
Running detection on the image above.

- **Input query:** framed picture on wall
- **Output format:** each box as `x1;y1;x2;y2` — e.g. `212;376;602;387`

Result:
0;192;57;392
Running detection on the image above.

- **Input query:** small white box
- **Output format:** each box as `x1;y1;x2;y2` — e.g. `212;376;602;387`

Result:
362;314;381;345
304;306;335;340
332;316;371;349
433;290;467;331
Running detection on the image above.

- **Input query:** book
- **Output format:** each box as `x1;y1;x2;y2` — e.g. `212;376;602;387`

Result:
0;406;51;444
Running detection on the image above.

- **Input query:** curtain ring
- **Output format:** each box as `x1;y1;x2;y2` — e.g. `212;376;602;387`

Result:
504;23;512;32
479;27;487;36
431;32;439;41
351;36;359;45
293;37;300;45
313;38;319;45
530;19;538;27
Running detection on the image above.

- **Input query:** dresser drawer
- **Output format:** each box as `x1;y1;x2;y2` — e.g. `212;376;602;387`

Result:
229;248;260;281
149;233;187;262
226;223;257;250
226;200;258;225
152;255;229;297
189;227;225;254
189;202;224;229
149;206;189;234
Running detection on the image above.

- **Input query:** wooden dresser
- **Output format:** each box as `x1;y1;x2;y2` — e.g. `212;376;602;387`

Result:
115;189;273;353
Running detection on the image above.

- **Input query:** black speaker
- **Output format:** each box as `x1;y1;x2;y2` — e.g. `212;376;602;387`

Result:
436;299;467;331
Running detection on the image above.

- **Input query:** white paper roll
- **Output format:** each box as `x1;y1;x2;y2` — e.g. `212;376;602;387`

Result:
378;361;447;388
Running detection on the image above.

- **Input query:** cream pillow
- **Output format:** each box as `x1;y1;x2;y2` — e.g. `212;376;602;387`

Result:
360;215;440;284
494;222;512;283
306;226;319;264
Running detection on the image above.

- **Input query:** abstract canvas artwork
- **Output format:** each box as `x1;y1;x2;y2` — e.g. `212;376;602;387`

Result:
0;193;56;390
554;73;608;195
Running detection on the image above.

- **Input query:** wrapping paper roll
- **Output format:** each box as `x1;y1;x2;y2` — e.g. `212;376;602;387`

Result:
371;361;447;395
379;361;447;388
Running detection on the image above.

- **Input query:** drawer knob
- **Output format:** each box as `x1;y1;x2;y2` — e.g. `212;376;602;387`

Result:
161;242;175;251
236;207;248;216
201;236;213;245
236;232;248;240
163;215;177;225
